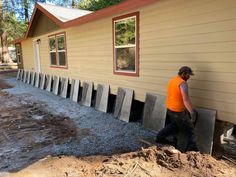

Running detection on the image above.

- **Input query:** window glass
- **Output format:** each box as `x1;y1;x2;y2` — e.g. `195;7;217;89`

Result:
58;52;66;66
116;47;135;71
114;14;137;75
115;17;135;46
50;52;57;65
49;37;56;51
57;35;65;50
48;33;67;68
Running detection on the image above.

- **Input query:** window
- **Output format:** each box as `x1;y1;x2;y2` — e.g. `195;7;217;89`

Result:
49;32;67;68
113;12;139;76
15;43;22;64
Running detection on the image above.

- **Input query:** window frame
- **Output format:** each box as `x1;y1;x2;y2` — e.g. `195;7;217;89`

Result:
48;32;68;69
15;43;22;64
112;12;140;77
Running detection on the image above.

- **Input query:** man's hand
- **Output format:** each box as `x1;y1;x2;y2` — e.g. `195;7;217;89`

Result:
190;109;198;126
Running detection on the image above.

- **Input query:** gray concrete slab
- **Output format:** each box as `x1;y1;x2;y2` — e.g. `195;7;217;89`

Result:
34;73;40;88
45;74;53;92
27;71;31;84
40;73;46;90
95;84;109;113
16;69;21;80
60;77;69;98
52;75;60;95
142;93;167;132
114;88;133;122
80;81;93;107
30;72;35;86
70;79;80;102
23;70;27;83
195;108;216;154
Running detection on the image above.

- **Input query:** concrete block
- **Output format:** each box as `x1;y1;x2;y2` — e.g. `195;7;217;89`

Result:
34;73;40;88
23;70;27;83
20;70;24;81
27;71;31;84
60;77;69;98
113;87;133;122
80;81;93;107
142;93;167;132
95;84;109;113
52;75;60;95
16;69;21;80
70;79;80;102
30;72;35;86
194;108;216;154
45;74;53;92
39;73;46;90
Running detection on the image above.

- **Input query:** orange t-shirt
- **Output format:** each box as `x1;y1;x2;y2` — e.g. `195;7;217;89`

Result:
166;76;185;112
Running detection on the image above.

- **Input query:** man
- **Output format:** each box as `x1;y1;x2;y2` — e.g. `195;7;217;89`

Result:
155;66;198;152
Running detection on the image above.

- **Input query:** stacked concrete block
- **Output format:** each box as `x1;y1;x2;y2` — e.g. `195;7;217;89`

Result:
80;81;93;107
113;88;133;122
194;108;217;154
34;73;40;88
30;72;35;86
52;75;60;95
16;69;21;80
70;79;80;102
142;93;167;132
27;71;31;84
45;74;53;92
60;77;69;98
39;73;46;90
95;84;109;113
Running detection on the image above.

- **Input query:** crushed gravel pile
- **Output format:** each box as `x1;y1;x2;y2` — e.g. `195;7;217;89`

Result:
1;78;155;171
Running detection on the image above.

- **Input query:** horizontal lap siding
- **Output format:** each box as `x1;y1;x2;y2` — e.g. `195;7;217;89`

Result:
140;0;236;123
23;0;236;123
21;39;34;70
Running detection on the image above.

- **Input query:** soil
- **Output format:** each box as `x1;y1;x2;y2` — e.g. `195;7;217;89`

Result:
0;73;235;177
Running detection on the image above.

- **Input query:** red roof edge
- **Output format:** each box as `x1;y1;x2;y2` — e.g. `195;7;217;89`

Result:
11;38;26;44
13;0;158;43
63;0;157;28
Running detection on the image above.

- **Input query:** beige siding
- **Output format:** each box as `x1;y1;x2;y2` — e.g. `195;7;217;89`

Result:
21;39;34;70
22;0;236;124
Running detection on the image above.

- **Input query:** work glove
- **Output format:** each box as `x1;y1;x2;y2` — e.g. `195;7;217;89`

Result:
190;109;198;126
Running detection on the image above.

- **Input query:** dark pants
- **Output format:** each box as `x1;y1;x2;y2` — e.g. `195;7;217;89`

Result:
156;109;198;152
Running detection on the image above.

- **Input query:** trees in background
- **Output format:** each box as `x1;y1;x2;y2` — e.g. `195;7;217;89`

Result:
0;0;125;63
78;0;124;11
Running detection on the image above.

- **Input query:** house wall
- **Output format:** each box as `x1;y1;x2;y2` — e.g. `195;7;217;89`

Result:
21;39;34;70
22;0;236;124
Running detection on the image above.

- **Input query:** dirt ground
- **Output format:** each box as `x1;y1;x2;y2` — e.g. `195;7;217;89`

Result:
0;72;235;177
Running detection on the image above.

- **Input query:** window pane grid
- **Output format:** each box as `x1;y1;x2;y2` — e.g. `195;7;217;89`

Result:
48;33;67;67
113;13;138;75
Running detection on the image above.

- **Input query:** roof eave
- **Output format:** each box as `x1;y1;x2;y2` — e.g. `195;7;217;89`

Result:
64;0;157;28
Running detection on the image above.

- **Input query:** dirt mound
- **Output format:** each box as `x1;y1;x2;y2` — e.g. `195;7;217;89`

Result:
7;146;235;177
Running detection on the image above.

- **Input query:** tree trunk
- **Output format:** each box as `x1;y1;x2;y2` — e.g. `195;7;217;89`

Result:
24;0;29;23
0;31;12;63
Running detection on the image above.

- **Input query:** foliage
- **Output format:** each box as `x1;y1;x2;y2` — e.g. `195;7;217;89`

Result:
78;0;125;11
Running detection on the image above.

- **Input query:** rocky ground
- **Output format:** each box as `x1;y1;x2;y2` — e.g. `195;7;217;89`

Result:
0;71;235;177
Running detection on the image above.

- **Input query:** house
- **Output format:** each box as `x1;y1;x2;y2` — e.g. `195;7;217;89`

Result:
13;0;236;125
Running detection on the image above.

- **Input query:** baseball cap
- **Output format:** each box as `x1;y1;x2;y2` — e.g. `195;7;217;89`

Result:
178;66;194;75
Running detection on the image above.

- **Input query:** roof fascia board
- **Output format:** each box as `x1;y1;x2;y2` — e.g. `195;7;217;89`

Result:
64;0;157;28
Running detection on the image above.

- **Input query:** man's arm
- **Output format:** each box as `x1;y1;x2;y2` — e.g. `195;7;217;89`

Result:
180;82;193;113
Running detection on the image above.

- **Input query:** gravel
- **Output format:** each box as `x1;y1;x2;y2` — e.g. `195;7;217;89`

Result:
3;78;156;157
